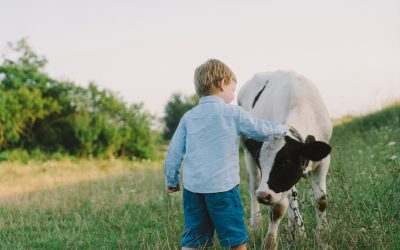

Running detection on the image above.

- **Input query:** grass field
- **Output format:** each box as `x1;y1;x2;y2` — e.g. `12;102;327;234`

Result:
0;104;399;250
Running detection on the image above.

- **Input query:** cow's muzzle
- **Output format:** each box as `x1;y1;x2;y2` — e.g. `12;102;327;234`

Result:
256;191;272;205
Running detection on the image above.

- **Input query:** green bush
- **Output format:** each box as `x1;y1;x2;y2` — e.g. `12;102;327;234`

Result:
0;38;158;160
4;149;30;163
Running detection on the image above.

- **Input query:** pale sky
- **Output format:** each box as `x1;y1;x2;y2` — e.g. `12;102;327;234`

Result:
1;0;399;119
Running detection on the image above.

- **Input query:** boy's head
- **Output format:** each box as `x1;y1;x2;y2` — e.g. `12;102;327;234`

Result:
194;59;237;98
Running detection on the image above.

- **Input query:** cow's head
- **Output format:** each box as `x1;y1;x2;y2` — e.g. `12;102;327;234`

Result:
248;135;331;205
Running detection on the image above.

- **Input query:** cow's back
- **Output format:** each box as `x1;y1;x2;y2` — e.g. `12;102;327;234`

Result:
238;70;332;142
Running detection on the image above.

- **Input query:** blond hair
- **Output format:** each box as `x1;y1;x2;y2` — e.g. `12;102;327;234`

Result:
194;59;237;97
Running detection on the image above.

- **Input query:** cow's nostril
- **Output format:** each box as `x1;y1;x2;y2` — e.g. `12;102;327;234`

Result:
257;191;272;201
257;191;267;199
257;191;273;205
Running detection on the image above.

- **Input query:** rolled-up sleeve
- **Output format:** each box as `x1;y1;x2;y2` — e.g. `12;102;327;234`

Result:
164;117;186;187
237;107;288;141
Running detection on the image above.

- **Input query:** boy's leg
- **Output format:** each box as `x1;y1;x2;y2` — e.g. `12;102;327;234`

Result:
181;188;215;248
204;185;249;248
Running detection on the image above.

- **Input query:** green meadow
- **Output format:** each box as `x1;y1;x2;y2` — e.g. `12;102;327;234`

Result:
0;104;399;250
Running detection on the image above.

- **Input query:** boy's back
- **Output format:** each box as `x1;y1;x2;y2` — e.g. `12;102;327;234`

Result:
178;95;242;193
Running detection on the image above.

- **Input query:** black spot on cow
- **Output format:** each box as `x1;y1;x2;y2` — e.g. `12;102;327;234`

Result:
267;136;331;193
252;81;269;108
317;195;328;212
303;135;316;167
305;135;316;144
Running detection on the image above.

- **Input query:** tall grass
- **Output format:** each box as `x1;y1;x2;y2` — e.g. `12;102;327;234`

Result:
0;105;399;249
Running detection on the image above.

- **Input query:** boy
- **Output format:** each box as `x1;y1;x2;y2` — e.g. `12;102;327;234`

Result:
164;59;287;250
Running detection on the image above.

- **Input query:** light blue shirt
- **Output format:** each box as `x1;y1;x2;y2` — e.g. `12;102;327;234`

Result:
164;95;288;193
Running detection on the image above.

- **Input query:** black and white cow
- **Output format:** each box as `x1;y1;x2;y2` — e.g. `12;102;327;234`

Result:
237;71;333;249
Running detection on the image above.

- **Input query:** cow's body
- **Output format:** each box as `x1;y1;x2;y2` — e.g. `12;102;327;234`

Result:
238;71;332;249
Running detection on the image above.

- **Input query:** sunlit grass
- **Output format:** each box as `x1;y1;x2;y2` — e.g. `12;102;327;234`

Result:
0;159;169;249
0;104;399;249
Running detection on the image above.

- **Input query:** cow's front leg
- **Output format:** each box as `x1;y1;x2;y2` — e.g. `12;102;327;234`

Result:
244;148;262;230
262;198;288;250
311;155;330;232
287;186;306;244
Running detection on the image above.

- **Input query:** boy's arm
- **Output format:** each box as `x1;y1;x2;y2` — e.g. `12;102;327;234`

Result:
164;117;186;191
237;107;288;141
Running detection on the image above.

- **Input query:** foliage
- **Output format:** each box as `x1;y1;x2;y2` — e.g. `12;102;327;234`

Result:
0;38;157;159
162;93;198;140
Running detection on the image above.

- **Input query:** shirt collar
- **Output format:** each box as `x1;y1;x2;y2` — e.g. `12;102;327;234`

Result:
199;95;225;104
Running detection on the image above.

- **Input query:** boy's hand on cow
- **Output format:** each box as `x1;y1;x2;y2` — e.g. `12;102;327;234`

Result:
166;185;180;193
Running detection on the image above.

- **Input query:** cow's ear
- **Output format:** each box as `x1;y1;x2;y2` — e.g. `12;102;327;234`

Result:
301;141;331;161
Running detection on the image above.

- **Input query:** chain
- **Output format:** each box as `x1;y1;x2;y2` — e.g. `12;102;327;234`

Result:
290;190;304;228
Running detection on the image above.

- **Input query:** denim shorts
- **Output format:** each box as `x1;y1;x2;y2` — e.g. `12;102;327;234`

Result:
181;185;249;248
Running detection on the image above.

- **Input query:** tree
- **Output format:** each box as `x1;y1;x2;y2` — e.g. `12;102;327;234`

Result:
0;38;59;149
163;93;198;140
0;38;158;160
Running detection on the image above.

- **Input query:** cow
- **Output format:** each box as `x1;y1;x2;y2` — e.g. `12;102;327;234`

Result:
237;71;333;249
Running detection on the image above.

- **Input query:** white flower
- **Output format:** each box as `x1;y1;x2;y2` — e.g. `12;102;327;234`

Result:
389;155;397;160
388;141;396;146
